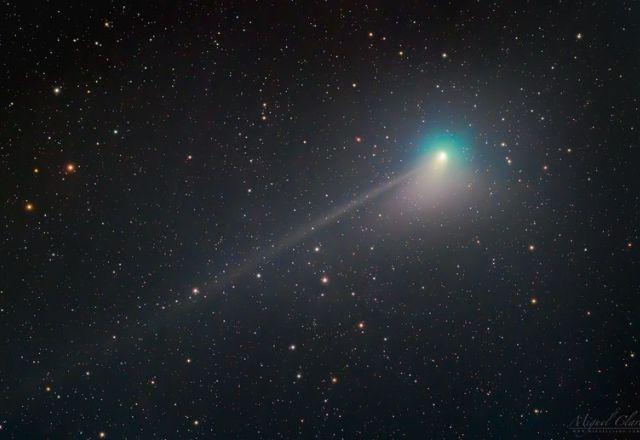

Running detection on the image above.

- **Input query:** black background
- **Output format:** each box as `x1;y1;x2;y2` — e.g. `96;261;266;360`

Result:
1;1;639;438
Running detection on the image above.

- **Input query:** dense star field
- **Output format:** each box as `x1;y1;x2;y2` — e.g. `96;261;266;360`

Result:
2;1;639;438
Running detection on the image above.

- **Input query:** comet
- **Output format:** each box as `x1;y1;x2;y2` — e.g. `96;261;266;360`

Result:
214;147;458;287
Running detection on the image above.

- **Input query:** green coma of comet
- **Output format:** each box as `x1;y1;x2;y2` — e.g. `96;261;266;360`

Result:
416;131;473;166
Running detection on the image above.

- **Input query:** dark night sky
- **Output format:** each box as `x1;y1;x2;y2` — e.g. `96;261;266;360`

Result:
1;1;639;438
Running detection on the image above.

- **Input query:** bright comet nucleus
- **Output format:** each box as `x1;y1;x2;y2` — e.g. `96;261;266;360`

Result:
428;149;449;171
405;132;472;207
